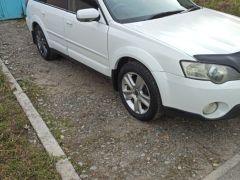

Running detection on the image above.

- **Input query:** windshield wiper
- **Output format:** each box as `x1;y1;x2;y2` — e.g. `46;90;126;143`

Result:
186;6;201;12
148;10;184;20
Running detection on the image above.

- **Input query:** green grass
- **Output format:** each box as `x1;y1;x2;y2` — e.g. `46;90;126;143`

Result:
195;0;240;16
0;67;60;180
1;1;238;178
19;80;71;144
18;79;85;174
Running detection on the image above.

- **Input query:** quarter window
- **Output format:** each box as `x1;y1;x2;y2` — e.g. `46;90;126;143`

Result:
68;0;98;12
47;0;67;9
35;0;47;2
35;0;67;9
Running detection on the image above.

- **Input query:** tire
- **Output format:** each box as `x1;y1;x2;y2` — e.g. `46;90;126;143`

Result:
118;61;164;121
34;25;57;60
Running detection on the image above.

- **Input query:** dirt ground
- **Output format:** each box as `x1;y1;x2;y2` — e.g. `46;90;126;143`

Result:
1;20;240;180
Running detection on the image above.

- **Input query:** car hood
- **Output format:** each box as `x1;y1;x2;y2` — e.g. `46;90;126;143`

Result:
124;8;240;56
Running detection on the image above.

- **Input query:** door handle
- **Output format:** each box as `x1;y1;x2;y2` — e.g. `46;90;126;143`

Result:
66;21;73;26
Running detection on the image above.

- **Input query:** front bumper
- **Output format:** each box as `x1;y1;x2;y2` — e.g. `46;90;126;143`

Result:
153;72;240;120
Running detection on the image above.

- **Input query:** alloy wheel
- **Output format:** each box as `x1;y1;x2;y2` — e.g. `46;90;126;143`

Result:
121;72;151;114
36;29;48;57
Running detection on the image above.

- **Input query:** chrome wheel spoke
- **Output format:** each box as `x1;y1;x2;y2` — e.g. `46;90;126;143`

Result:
134;98;140;113
123;90;134;100
139;93;150;107
122;72;151;115
135;76;144;90
123;74;135;90
36;30;47;56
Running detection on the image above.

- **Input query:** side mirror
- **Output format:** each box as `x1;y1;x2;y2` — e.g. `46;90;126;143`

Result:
76;9;100;22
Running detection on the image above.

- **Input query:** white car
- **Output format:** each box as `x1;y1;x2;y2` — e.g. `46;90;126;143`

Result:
26;0;240;121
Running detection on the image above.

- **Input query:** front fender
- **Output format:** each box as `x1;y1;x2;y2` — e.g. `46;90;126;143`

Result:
110;46;164;72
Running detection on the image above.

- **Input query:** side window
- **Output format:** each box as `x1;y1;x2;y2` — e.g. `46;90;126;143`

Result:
68;0;98;12
35;0;47;2
47;0;67;9
35;0;67;9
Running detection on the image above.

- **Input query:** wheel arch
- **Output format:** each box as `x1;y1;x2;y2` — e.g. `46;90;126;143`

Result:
111;47;163;91
112;56;132;91
30;16;49;45
31;21;39;44
112;56;162;91
114;57;164;120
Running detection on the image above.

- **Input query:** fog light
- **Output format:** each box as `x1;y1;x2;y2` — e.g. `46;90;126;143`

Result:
203;103;218;115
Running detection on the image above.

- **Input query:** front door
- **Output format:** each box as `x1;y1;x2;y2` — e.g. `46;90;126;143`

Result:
65;0;110;76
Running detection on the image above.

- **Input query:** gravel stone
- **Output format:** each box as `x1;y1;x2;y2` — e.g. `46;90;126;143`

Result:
1;19;240;180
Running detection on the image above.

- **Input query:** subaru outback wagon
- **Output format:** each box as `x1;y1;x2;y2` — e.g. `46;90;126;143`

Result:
26;0;240;121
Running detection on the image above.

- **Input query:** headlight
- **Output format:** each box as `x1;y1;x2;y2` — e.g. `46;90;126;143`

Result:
180;61;240;84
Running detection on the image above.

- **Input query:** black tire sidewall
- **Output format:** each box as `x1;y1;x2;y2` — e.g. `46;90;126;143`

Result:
118;61;163;121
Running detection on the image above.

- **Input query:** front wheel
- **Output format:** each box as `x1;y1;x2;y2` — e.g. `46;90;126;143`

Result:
118;61;164;121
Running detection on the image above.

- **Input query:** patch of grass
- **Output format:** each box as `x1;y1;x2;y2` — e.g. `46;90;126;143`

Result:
0;67;60;179
19;80;45;106
42;112;69;143
73;161;91;175
195;0;240;16
19;80;81;173
19;80;71;144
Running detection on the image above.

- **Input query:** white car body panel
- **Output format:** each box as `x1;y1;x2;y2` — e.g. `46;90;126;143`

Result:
27;2;68;54
65;11;110;76
153;71;240;118
124;8;240;55
26;0;240;119
41;4;68;54
108;23;194;76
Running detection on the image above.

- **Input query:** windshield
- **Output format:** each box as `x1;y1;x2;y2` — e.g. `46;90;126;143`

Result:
104;0;199;23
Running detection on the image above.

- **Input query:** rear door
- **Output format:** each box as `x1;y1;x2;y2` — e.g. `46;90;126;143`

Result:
65;0;110;76
37;0;68;55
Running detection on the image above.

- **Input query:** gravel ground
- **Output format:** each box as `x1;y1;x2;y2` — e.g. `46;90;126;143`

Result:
1;20;240;180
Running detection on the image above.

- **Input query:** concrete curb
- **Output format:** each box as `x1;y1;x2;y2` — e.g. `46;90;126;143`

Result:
203;153;240;180
0;60;80;180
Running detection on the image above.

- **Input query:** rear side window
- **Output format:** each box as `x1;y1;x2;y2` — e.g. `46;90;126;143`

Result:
68;0;98;12
36;0;67;10
35;0;47;2
48;0;67;9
